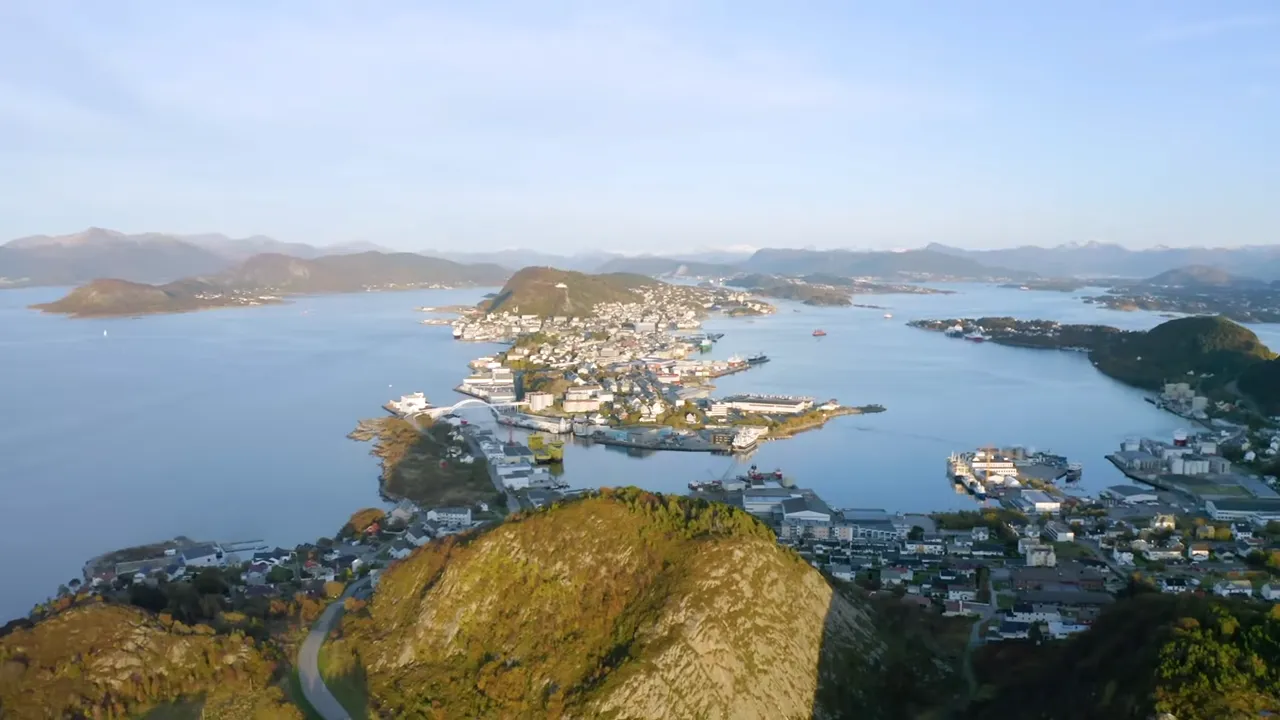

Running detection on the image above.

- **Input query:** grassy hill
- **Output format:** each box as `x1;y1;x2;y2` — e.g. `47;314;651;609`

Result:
340;488;960;719
483;266;656;316
1090;315;1274;391
29;278;233;317
965;593;1280;720
0;603;299;719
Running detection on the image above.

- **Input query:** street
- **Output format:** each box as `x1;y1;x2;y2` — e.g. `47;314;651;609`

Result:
297;577;371;720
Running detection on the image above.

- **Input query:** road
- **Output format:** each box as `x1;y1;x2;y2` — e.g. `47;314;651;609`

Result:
961;571;998;699
297;577;371;720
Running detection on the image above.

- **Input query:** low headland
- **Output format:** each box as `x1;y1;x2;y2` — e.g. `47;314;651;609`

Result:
348;416;501;508
910;314;1280;421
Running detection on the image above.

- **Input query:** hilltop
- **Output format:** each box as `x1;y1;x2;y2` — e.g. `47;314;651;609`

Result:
482;266;656;316
31;251;509;318
0;603;299;719
340;488;960;719
1090;315;1275;390
965;593;1280;720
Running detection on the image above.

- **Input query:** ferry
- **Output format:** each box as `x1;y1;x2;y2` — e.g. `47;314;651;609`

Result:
451;326;463;339
747;353;770;365
964;332;987;343
812;329;827;337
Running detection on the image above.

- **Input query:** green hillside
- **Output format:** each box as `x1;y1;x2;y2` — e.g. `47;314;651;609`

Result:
966;593;1280;720
1090;315;1274;390
483;266;656;316
0;604;300;719
339;488;961;719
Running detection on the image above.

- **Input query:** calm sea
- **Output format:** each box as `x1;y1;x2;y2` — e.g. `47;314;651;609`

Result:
4;283;1276;620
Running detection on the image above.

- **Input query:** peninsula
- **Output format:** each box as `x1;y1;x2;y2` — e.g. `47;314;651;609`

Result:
910;315;1280;414
724;273;949;307
32;251;510;318
1082;265;1280;324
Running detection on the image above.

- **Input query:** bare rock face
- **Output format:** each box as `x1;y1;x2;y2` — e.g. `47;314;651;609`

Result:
348;489;888;719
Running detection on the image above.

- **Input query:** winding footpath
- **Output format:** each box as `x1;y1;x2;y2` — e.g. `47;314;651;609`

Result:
297;577;371;720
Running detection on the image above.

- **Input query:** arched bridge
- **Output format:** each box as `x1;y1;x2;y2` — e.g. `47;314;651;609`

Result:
426;397;527;419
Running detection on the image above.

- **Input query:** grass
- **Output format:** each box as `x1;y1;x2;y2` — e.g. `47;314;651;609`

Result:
318;640;370;720
1052;542;1091;560
996;594;1015;610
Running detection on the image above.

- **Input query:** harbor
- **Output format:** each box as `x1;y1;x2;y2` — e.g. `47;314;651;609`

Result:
946;446;1082;504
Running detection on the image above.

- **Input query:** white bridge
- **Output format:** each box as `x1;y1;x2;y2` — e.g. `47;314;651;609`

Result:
425;397;527;420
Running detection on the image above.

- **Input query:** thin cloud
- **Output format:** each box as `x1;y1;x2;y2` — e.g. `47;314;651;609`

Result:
1145;14;1276;44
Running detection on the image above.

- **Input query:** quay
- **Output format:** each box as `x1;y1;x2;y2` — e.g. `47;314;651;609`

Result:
495;411;571;434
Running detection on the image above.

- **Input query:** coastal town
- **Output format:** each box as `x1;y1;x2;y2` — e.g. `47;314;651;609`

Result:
26;279;1280;715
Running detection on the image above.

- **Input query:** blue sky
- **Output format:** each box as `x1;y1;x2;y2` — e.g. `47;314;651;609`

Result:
0;1;1276;252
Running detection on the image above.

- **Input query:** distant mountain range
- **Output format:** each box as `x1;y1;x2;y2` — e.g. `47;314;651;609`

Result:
927;241;1280;280
0;228;395;288
33;252;509;318
11;227;1280;290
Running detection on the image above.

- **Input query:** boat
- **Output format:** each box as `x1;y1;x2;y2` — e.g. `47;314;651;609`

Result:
746;353;770;365
812;329;827;337
883;313;893;319
102;330;108;338
699;337;713;351
944;325;965;338
451;326;463;339
745;465;784;482
964;332;987;343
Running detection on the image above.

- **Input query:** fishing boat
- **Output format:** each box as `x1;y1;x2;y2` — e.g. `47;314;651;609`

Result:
812;329;827;337
746;352;770;365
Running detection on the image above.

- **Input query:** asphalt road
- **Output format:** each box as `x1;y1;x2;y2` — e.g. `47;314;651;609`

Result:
297;577;371;720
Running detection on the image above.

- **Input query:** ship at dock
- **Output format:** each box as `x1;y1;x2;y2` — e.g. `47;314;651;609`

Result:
947;446;1082;502
689;465;792;492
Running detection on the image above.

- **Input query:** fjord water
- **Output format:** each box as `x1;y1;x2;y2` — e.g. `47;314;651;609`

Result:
0;283;1258;620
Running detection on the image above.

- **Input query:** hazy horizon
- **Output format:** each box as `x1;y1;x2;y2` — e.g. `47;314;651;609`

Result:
2;2;1277;253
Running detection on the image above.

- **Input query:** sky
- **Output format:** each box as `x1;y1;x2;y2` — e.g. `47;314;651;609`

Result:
0;1;1277;253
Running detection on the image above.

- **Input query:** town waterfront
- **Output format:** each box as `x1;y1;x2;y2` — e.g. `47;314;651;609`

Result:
1;283;1266;620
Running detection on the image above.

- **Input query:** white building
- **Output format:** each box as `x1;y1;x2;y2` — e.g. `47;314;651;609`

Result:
722;394;815;415
179;544;225;568
1043;521;1075;543
1206;499;1280;522
526;392;555;413
1213;579;1254;597
427;507;473;526
1018;490;1061;514
1025;544;1057;567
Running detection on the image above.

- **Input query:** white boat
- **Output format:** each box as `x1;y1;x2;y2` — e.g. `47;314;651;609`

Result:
883;313;893;319
451;326;463;339
103;330;108;338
